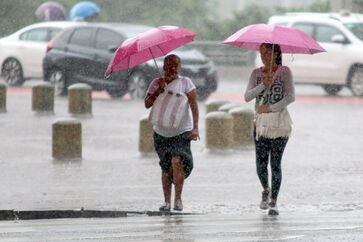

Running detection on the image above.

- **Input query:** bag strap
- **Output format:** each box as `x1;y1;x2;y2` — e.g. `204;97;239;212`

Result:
164;77;184;95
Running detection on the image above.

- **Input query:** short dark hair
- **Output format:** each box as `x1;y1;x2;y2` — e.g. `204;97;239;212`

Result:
164;54;181;64
260;43;282;65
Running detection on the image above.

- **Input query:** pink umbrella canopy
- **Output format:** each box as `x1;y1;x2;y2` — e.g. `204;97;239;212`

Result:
222;24;326;54
35;1;66;21
105;25;197;75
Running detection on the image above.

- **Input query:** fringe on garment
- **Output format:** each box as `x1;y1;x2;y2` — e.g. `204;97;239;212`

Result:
256;108;293;140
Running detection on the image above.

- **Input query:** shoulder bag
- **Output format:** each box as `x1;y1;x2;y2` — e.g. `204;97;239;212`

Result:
148;79;189;129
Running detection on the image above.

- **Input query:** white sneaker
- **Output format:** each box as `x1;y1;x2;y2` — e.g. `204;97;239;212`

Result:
259;189;270;210
268;201;279;216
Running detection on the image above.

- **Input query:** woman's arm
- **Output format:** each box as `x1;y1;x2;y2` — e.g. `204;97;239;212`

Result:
144;78;166;109
186;89;199;140
244;69;266;102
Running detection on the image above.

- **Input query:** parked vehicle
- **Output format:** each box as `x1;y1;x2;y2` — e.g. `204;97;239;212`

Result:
256;12;363;96
43;22;218;100
0;21;84;86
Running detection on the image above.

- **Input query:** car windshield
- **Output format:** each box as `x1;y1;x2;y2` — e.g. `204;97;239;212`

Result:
175;45;190;51
343;22;363;41
122;27;153;39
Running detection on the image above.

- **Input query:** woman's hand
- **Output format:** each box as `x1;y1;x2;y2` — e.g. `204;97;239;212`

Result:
144;77;166;109
157;78;166;93
257;105;271;114
188;128;200;141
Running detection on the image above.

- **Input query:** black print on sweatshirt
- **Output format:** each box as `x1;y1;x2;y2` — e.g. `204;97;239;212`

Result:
257;76;284;105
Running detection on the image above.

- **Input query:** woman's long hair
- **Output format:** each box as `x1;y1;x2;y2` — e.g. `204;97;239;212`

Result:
261;43;282;65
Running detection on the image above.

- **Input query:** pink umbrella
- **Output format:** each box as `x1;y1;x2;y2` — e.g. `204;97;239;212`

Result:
223;23;327;105
222;24;326;54
105;25;197;76
35;1;66;21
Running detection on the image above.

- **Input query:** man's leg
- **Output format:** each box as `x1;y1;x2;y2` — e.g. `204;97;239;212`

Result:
161;168;172;208
172;157;185;209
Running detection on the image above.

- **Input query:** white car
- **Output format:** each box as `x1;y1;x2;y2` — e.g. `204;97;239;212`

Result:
0;21;84;86
256;12;363;96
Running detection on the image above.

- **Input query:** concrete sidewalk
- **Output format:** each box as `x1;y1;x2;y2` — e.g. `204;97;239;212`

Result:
0;82;363;240
0;211;362;241
1;88;363;215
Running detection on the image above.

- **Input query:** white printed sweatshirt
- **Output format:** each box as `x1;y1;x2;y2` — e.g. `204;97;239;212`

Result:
244;65;295;114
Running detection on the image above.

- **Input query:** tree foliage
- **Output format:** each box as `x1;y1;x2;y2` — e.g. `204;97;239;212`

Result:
0;0;330;40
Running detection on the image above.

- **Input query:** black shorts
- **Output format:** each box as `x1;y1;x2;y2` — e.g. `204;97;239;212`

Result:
153;131;193;179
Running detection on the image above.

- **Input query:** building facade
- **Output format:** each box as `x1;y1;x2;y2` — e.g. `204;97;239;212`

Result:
330;0;363;12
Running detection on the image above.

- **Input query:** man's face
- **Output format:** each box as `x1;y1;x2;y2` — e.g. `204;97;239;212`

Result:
163;56;181;78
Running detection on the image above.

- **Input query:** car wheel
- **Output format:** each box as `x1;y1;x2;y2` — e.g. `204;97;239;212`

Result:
128;70;147;99
1;58;25;86
47;69;67;96
322;85;343;96
196;86;211;101
349;64;363;96
106;86;128;98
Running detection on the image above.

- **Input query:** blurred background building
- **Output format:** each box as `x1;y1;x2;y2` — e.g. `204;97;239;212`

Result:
212;0;363;19
212;0;318;19
330;0;363;12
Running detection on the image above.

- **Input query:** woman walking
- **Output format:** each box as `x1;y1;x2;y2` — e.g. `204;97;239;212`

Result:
144;54;199;212
244;43;295;215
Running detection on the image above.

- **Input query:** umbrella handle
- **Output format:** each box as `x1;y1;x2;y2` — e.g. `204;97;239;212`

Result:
269;44;275;73
259;44;275;106
150;48;163;77
259;64;281;106
152;57;162;77
104;73;111;80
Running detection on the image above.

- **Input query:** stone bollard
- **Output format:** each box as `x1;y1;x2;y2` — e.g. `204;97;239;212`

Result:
205;111;233;150
139;115;155;153
32;82;54;113
0;83;6;113
205;99;229;114
218;102;241;113
229;107;255;146
68;84;92;116
52;119;82;159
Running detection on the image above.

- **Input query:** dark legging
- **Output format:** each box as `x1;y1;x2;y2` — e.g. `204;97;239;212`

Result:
254;128;288;201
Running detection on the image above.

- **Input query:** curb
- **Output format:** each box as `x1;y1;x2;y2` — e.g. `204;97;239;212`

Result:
0;209;200;221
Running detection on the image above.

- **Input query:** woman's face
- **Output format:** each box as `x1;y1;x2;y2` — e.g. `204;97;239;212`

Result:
163;56;181;79
259;45;277;67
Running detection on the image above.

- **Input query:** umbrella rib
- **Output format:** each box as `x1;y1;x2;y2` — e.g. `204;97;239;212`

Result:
156;42;167;55
128;53;131;71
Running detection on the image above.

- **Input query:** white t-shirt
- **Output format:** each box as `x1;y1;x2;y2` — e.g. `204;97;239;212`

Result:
147;76;196;137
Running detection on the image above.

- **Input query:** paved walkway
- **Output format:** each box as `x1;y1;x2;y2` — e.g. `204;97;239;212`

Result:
0;77;362;240
0;211;362;241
